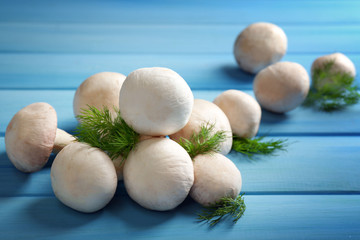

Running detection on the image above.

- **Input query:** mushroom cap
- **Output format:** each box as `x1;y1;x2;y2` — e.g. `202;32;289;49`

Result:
73;72;126;119
213;90;261;138
190;153;242;207
5;102;57;172
119;67;194;136
51;142;117;213
311;53;356;89
234;22;287;74
169;99;233;155
253;61;310;113
123;138;194;211
113;136;165;181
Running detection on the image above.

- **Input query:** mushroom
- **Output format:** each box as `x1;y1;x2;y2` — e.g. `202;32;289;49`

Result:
213;90;261;138
311;52;356;89
5;102;75;173
253;62;310;113
123;138;194;211
113;135;165;181
51;142;117;213
73;72;126;120
169;99;233;155
234;22;288;74
119;67;194;136
190;152;242;206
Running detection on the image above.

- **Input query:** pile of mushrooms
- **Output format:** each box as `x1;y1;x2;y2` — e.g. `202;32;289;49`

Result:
6;20;351;217
5;67;247;213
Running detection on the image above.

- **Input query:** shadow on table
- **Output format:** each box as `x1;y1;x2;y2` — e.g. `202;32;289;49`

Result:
0;152;31;196
107;194;177;229
26;198;100;229
220;65;254;85
260;109;290;125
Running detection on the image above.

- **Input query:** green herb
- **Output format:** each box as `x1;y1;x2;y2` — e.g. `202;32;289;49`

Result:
177;123;227;159
303;60;360;111
74;106;139;160
197;194;246;227
232;135;287;157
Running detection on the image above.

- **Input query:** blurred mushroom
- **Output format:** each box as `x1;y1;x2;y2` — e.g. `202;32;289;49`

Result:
214;90;261;138
253;62;310;113
311;52;356;89
234;22;287;74
5;102;75;172
119;67;194;136
123;138;194;211
73;72;126;120
51;142;117;213
169;99;232;155
190;152;242;206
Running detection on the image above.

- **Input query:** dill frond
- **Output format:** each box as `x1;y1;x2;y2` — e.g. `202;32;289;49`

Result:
177;123;228;159
197;194;246;227
303;60;360;111
74;106;139;160
232;135;287;157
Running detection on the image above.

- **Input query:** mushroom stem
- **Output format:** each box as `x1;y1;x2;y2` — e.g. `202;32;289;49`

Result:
53;129;76;153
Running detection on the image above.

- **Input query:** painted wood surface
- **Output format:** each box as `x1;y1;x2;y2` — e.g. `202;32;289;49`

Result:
1;0;360;25
1;53;360;90
0;195;359;240
1;24;359;54
0;0;359;239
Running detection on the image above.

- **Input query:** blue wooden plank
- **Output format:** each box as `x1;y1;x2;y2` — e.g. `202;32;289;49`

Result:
0;0;359;25
1;136;359;195
0;24;359;54
0;90;77;134
0;195;359;240
1;90;360;135
0;53;359;90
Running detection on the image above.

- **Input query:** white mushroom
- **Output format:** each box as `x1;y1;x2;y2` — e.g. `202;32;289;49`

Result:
213;90;261;138
51;142;117;213
119;67;194;136
190;153;242;206
311;52;356;89
73;72;126;120
113;135;165;181
123;138;194;211
253;62;310;113
234;22;288;74
169;99;232;155
5;102;75;172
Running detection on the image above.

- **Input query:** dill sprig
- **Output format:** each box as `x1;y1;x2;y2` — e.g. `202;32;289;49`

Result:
74;106;139;160
232;135;287;157
177;123;227;159
197;194;246;227
303;60;360;111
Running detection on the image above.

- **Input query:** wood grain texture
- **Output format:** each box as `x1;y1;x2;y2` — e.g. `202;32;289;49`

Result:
1;0;360;24
0;195;359;240
0;53;359;90
1;24;359;54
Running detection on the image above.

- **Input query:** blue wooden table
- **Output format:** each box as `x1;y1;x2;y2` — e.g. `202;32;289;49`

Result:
1;0;360;239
